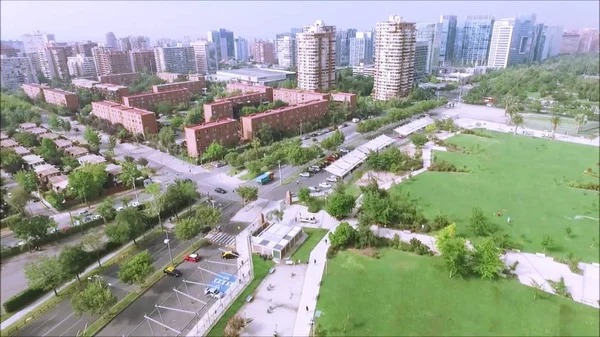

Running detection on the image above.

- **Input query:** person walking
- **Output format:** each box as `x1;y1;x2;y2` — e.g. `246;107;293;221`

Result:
314;259;316;264
306;306;309;312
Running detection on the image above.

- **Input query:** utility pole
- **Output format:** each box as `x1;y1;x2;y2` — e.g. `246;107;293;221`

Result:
131;177;139;202
165;230;174;265
278;161;282;186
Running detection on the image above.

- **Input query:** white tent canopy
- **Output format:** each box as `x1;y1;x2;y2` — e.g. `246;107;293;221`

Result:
325;135;394;177
394;116;434;136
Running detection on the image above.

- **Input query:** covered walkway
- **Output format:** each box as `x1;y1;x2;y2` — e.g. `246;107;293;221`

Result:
324;135;394;177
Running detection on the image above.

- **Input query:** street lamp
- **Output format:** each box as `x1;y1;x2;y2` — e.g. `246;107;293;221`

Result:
278;160;282;186
163;236;174;265
131;177;139;203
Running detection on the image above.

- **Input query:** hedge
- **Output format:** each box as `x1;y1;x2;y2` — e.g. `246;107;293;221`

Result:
3;288;47;313
0;214;20;230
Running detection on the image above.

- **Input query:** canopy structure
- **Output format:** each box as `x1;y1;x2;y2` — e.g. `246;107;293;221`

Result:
394;116;434;136
324;134;394;177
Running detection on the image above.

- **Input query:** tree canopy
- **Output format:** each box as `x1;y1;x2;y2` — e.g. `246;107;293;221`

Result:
67;163;108;204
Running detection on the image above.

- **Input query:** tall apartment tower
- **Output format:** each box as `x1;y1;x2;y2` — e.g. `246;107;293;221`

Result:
105;32;117;49
67;54;97;78
234;37;249;61
335;29;357;67
460;15;494;66
38;45;70;80
349;31;374;66
416;23;439;70
372;15;416;101
154;45;197;74
438;15;457;66
296;20;336;91
509;13;537;65
130;50;157;73
92;46;133;76
487;18;516;68
22;31;55;54
276;33;296;68
1;55;38;92
251;40;275;64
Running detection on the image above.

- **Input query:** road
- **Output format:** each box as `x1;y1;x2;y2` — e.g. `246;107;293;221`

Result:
13;195;242;337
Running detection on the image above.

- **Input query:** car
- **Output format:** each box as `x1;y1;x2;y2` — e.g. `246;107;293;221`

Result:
78;210;90;216
83;216;92;223
299;172;311;178
221;251;240;259
74;220;81;226
308;186;321;192
326;176;339;183
93;214;101;220
184;253;201;262
340;148;350;154
302;135;310;140
130;201;140;208
214;161;226;168
310;133;317;137
319;182;331;188
214;187;227;194
204;287;224;299
163;266;182;277
116;206;124;212
352;118;361;123
309;166;321;172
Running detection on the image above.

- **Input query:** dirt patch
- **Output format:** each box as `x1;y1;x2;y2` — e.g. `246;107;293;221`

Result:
348;247;379;258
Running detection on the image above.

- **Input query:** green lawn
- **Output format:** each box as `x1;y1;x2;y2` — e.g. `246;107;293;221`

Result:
316;249;600;336
291;228;329;263
392;131;600;262
207;255;273;336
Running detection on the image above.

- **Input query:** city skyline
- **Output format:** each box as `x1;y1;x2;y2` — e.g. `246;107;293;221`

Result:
1;1;599;42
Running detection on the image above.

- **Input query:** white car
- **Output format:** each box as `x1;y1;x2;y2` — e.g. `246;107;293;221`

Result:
204;287;224;299
93;214;102;220
308;186;321;192
74;220;81;226
352;118;360;123
326;176;339;183
130;201;140;208
116;206;124;212
309;166;321;172
319;182;331;189
299;172;311;178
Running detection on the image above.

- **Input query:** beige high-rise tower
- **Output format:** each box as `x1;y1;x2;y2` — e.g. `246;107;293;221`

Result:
372;15;416;101
296;20;336;91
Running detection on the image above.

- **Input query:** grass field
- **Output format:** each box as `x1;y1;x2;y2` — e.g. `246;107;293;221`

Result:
523;114;600;138
392;131;600;262
316;249;600;336
291;228;328;263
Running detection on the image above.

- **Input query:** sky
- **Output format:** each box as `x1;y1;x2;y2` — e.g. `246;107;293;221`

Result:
1;1;599;43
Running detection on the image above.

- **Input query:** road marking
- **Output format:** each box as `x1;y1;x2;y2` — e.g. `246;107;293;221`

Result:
42;312;75;337
59;317;85;337
28;311;61;334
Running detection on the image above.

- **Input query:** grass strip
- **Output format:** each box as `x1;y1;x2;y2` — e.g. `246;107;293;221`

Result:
291;228;329;263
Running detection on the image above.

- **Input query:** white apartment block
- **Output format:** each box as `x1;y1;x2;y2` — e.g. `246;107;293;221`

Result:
487;19;515;69
296;20;336;91
37;47;70;80
349;31;373;66
67;54;97;78
190;41;210;75
154;45;197;74
22;31;55;54
276;34;296;68
0;55;38;92
372;15;416;101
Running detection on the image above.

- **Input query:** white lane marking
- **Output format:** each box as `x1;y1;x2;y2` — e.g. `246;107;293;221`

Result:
42;312;75;337
28;311;61;334
59;317;85;337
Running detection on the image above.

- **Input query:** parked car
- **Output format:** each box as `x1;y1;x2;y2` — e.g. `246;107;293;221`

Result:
93;214;102;220
340;148;350;154
302;135;310;140
352;118;360;123
308;186;321;192
116;206;124;212
299;172;311;178
184;254;201;262
214;187;227;194
204;287;224;299
214;161;226;168
309;166;321;172
163;266;182;277
130;201;140;208
319;182;331;188
78;210;90;216
326;176;339;183
310;133;318;137
221;251;240;259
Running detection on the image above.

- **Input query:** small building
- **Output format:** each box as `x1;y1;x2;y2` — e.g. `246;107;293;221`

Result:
47;174;68;193
19;122;37;130
39;132;60;140
0;132;8;140
105;163;122;176
13;146;31;156
22;154;45;167
29;127;49;136
64;146;89;158
251;223;303;260
77;154;107;165
0;139;18;148
53;139;73;149
34;164;61;183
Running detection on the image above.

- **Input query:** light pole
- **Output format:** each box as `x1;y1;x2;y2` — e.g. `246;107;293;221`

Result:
278;160;282;186
164;232;174;266
131;177;139;203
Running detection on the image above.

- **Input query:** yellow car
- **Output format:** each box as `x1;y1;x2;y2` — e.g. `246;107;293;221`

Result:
221;251;240;260
163;266;182;277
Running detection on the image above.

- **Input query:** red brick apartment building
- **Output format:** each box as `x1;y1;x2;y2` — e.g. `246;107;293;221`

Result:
226;83;274;102
272;88;329;105
204;100;234;122
122;88;190;111
203;92;269;122
240;100;328;140
94;83;129;103
91;101;157;135
330;92;357;108
22;84;79;111
153;79;205;96
98;72;141;86
184;118;239;157
227;84;357;108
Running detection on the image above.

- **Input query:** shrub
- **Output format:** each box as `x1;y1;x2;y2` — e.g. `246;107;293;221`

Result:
326;245;339;259
567;181;600;191
3;287;47;313
409;133;428;147
408;238;433;256
462;129;492;138
548;277;571;298
0;214;21;229
429;160;468;173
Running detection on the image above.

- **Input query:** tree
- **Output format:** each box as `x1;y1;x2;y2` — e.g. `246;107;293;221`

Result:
83;128;101;150
72;279;117;316
59;245;90;282
48;114;61;129
204;141;226;161
158;126;175;152
326;193;355;219
195;205;222;229
511;113;524;135
145;183;164;228
328;222;357;248
118;250;155;286
10;216;54;251
174;217;202;249
120;162;142;189
503;95;518;117
108;135;118;152
0;148;26;173
7;186;32;216
37;138;59;160
435;223;457;252
549;115;561;137
185;107;204;126
155;101;173;115
472;238;504;279
320;130;345;151
67;164;108;205
107;207;148;245
541;234;554;252
440;237;470;278
298;187;311;203
97;197;116;224
468;206;497;236
237;186;258;205
81;231;106;267
13;131;39;147
24;256;65;296
62;120;72;134
409;133;428;147
565;225;572;238
267;208;284;223
14;170;37;193
61;156;80;171
256;123;275;146
574;113;588;134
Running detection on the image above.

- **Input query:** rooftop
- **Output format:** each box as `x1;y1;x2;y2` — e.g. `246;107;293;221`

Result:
22;154;44;165
252;223;303;250
95;83;128;91
217;68;295;78
125;88;188;99
47;175;68;190
93;101;155;116
40;133;60;140
33;164;57;174
185;118;237;131
105;163;122;175
13;146;31;155
78;154;107;165
53;139;73;148
1;139;18;147
19;122;37;129
65;146;88;156
29;127;49;135
242;100;326;120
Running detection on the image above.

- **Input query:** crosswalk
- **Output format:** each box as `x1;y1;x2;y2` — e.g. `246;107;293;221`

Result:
205;231;236;247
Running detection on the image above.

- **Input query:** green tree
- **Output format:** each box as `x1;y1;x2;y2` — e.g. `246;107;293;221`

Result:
13;131;39;147
118;250;155;285
145;183;165;228
83;128;101;150
256;123;275;146
409;133;428;147
435;223;457;252
37;138;59;160
48;114;61;129
120;162;142;189
440;237;470;278
59;245;90;282
328;222;357;248
472;238;504;279
158;126;175;152
81;231;106;267
67;164;108;205
204;141;226;161
155;102;173;115
0;148;26;173
97;197;116;224
468;206;497;236
325;192;355;219
174;217;201;249
72;279;117;316
185;107;204;125
170;115;184;130
298;187;311;203
14;170;37;193
62;120;71;134
61;156;80;171
10;215;54;251
320;130;345;151
195;205;222;229
511;113;524;135
574;113;588;134
530;100;543;113
24;256;65;296
550;115;561;136
237;186;258;205
565;225;573;238
106;207;147;245
541;234;555;252
108;135;118;152
7;186;32;216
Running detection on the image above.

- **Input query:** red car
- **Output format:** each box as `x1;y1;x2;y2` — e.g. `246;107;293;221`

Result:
184;253;201;262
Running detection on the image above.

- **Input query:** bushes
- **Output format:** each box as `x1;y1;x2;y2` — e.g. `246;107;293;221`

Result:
389;235;433;256
462;129;492;138
3;287;47;313
1;214;20;229
366;147;422;173
567;181;600;191
429;160;469;173
409;133;429;147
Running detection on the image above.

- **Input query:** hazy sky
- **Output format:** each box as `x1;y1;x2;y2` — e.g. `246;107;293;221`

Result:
1;1;598;42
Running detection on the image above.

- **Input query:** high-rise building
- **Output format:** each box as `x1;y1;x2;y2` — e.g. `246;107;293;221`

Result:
118;37;132;52
105;32;117;49
560;31;581;54
509;13;537;65
540;26;564;60
92;46;133;76
372;15;416;100
335;29;357;67
251;40;275;64
438;15;457;65
276;33;296;68
349;31;374;66
0;55;38;92
416;23;438;70
207;29;235;61
460;15;494;66
154;45;197;74
130;50;157;73
191;40;218;74
578;28;600;53
129;36;151;50
73;41;98;57
234;37;249;61
487;18;516;68
296;20;336;91
414;40;431;82
67;54;97;78
0;40;25;56
453;27;464;61
38;45;70;80
22;31;55;54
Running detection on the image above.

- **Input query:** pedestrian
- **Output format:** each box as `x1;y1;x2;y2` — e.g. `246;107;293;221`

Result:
325;239;327;244
306;306;309;312
314;259;316;264
290;291;293;299
296;180;299;185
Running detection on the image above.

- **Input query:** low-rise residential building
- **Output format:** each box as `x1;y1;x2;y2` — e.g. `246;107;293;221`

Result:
34;164;61;183
156;72;188;83
0;132;8;140
226;83;274;102
48;175;68;193
71;78;100;89
1;139;18;148
22;154;45;167
152;79;205;96
39;133;60;140
240;100;328;140
94;83;130;103
122;89;190;111
19;122;37;130
98;72;141;86
91;101;158;135
21;84;79;111
272;88;329;105
77;154;107;165
64;146;89;158
21;83;44;100
29;127;49;136
184;118;239;157
53;139;73;149
13;146;31;156
203;100;234;122
203;91;269;122
330;92;358;108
